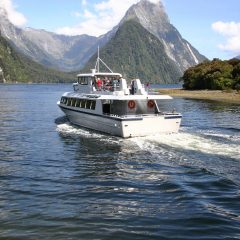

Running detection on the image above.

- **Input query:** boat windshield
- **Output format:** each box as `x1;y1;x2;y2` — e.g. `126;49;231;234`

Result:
78;76;93;85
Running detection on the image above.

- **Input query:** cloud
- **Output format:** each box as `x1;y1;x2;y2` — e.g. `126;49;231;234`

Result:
81;0;87;6
56;0;161;36
72;11;81;18
0;0;27;26
212;21;240;53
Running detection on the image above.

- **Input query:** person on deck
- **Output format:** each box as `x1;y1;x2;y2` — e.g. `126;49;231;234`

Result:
97;78;102;90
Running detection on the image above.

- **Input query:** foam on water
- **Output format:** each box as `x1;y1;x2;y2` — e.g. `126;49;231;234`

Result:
130;128;240;160
56;122;122;144
56;122;240;160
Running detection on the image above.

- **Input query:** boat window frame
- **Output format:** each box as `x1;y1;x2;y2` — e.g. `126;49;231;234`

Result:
78;76;92;85
62;97;96;111
90;100;96;110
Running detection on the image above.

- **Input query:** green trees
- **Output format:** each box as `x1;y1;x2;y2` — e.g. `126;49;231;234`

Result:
182;58;240;90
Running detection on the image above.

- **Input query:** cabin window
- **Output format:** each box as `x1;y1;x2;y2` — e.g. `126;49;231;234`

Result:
102;100;111;114
66;98;71;106
85;100;90;109
75;99;80;108
90;100;96;110
80;99;86;108
61;97;67;104
85;100;96;110
78;76;92;85
71;98;76;107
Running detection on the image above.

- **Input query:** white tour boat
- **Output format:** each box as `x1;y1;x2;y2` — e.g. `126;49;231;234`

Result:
57;54;182;138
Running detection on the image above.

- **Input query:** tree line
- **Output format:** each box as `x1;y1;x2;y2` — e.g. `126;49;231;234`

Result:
182;58;240;90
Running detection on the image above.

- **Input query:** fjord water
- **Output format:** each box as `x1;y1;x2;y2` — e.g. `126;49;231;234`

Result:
0;84;239;240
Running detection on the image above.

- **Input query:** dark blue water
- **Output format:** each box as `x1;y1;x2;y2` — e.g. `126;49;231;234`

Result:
0;84;239;240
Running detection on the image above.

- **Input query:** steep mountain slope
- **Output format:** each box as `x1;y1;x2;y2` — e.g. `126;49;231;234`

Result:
120;0;206;73
83;20;182;83
0;34;75;83
0;7;99;71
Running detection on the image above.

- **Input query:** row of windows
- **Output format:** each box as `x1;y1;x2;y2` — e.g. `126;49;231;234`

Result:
61;97;96;110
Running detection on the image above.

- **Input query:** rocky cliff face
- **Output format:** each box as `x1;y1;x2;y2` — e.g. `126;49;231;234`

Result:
83;20;183;83
120;0;206;73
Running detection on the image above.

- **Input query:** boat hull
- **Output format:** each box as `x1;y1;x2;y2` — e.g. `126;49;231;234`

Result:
59;106;181;138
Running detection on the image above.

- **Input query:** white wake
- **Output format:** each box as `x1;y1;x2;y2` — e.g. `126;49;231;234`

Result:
130;129;240;160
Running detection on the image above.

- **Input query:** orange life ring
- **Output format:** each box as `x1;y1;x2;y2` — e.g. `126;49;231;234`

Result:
147;100;155;108
128;100;136;109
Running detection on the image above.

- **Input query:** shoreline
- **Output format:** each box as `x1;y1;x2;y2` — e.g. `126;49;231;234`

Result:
157;88;240;104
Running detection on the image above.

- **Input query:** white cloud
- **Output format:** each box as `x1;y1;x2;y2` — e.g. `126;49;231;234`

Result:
0;0;27;26
72;11;81;18
83;9;95;19
82;0;87;6
148;0;161;3
56;0;161;36
212;21;240;54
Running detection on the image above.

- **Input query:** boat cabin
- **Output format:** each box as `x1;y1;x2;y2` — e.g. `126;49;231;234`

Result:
74;71;147;97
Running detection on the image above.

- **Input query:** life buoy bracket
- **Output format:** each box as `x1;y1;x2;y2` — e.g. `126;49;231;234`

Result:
128;100;136;109
147;100;155;108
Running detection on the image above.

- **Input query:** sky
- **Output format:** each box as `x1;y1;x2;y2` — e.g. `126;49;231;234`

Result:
0;0;240;60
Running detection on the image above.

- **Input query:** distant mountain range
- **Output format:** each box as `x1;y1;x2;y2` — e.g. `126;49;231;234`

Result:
0;34;75;83
0;0;207;83
0;7;114;71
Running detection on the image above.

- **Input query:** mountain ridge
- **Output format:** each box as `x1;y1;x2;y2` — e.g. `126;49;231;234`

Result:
0;7;101;71
0;0;207;83
83;20;182;83
0;33;75;83
120;0;206;73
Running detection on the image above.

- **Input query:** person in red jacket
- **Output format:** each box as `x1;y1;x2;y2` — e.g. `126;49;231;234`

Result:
97;78;102;90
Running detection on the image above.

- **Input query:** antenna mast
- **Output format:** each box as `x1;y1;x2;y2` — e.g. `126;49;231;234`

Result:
94;46;113;73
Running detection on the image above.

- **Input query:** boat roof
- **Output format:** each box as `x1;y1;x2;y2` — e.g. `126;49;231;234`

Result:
77;72;122;77
63;92;173;100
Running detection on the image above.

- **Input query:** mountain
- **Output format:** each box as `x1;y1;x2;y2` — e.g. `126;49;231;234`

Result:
0;0;207;83
0;7;101;71
0;33;75;83
83;0;207;83
83;20;182;83
236;55;240;59
120;0;206;73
